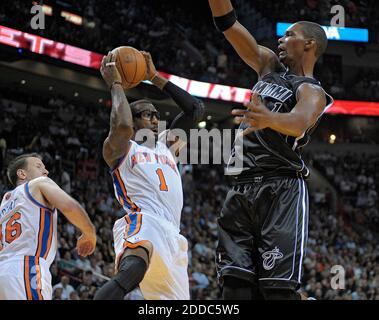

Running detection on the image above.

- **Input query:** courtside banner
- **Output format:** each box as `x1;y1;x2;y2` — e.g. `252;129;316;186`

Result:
0;25;101;68
277;22;369;42
1;25;378;116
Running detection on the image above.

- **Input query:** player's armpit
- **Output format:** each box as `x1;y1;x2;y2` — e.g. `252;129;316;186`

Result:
103;128;133;168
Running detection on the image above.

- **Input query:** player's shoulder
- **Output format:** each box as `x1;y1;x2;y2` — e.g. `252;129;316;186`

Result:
287;70;320;85
28;176;55;188
289;74;324;98
24;177;56;211
296;82;334;108
1;191;12;206
296;81;326;97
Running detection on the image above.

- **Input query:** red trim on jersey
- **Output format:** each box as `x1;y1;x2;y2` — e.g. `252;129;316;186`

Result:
24;256;32;300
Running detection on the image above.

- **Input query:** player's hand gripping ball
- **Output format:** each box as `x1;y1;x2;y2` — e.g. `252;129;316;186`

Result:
111;46;147;89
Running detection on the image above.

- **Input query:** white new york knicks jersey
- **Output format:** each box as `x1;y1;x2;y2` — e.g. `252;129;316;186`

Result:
0;182;58;266
0;182;58;299
111;139;190;299
111;140;183;229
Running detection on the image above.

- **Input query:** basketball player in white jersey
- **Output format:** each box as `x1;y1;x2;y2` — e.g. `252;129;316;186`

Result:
94;51;204;300
0;153;97;300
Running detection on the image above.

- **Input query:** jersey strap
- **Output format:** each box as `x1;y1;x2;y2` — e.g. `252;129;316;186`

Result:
24;183;54;212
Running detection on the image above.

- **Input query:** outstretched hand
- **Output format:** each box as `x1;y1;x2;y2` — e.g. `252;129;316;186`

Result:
232;92;272;135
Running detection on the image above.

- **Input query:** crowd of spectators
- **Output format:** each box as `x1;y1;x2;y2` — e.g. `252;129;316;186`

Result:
1;0;379;99
351;69;379;101
1;86;379;299
312;151;379;233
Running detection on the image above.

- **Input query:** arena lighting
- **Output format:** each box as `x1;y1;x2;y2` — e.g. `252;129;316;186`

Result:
61;11;83;26
198;121;207;129
329;134;336;144
277;22;369;43
31;2;53;16
1;25;379;116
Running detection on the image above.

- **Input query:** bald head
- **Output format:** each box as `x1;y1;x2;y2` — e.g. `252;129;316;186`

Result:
130;99;156;115
296;21;328;59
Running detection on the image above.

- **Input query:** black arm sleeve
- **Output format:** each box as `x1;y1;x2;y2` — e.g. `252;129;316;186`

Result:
162;81;205;132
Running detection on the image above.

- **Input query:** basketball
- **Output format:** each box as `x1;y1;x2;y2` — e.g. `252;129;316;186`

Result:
112;46;147;89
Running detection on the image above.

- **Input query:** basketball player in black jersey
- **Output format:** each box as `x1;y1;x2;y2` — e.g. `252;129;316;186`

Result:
208;0;333;300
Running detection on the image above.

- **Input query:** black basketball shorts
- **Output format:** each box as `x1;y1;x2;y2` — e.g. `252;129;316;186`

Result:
216;176;309;291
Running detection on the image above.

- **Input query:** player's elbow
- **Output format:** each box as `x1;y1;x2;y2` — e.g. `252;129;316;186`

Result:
294;119;313;138
293;127;306;138
301;110;321;135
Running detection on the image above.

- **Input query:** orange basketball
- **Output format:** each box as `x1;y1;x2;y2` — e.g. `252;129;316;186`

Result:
112;46;147;89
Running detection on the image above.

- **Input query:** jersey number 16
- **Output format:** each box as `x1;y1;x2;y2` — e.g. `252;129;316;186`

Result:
0;212;22;251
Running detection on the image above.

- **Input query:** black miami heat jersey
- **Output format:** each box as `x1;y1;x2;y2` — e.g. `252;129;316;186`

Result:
227;67;333;178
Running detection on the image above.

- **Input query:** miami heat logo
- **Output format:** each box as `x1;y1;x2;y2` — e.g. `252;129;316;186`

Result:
262;247;283;270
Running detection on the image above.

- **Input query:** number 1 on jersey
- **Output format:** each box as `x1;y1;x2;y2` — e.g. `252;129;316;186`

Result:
156;168;168;191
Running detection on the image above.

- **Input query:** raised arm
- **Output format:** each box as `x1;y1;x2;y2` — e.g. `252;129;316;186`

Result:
142;52;204;153
31;177;96;257
100;52;134;168
208;0;279;76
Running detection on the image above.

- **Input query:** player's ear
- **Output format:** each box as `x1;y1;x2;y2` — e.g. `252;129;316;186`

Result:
304;39;316;52
17;168;27;181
